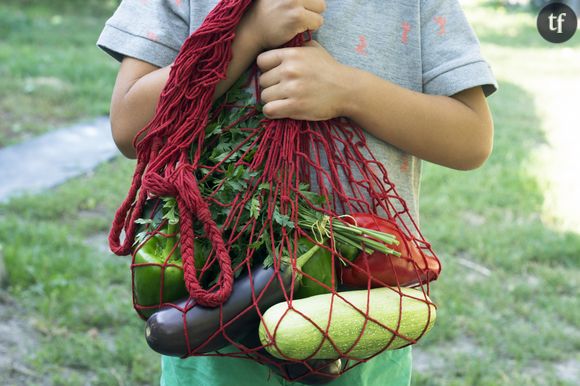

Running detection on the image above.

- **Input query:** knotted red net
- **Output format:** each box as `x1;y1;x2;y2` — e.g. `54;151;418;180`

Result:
109;0;441;383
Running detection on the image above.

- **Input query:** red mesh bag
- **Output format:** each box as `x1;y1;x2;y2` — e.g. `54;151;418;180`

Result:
109;1;441;383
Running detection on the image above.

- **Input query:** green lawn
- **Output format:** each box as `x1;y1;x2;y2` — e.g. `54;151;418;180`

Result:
0;1;579;385
0;0;119;147
414;2;580;385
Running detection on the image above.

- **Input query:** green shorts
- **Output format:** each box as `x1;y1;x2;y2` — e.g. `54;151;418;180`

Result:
160;346;412;386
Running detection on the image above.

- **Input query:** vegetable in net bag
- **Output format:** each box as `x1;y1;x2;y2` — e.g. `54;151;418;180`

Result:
108;0;441;383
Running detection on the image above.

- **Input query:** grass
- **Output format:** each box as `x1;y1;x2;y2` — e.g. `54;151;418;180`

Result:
412;2;580;385
0;157;160;385
414;81;580;386
0;0;119;147
0;1;579;385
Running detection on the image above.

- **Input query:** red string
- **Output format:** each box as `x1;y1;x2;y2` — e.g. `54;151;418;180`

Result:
110;0;441;378
109;0;255;307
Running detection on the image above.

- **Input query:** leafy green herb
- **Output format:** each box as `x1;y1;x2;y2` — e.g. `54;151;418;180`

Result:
273;207;295;229
161;197;179;225
248;198;261;220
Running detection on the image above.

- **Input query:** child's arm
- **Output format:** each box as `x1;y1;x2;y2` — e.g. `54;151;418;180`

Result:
109;19;262;159
340;66;493;171
257;40;493;171
109;0;326;159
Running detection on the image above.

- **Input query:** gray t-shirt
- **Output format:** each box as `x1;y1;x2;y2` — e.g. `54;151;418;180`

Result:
97;0;498;221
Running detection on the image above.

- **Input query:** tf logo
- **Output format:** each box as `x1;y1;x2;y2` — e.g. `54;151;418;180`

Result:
537;2;577;43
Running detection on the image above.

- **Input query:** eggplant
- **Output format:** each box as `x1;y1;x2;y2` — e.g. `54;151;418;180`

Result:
145;265;287;355
274;357;343;384
145;241;322;356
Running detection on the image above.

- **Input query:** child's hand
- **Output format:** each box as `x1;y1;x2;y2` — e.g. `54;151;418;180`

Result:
257;40;350;121
243;0;326;50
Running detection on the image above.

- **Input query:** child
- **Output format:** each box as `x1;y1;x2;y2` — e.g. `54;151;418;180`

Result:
98;0;497;385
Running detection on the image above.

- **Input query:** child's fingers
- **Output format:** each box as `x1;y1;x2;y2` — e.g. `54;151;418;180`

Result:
303;0;326;14
259;66;283;89
263;99;293;120
299;8;324;32
257;49;285;72
261;83;288;104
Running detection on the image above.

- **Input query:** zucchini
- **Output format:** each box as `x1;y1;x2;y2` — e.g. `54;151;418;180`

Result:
258;287;436;360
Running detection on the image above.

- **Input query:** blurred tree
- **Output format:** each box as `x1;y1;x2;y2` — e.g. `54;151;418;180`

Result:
535;0;579;12
494;0;579;11
14;0;121;15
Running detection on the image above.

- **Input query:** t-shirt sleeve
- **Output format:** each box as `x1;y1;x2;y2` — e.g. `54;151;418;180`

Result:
421;0;498;97
96;0;190;68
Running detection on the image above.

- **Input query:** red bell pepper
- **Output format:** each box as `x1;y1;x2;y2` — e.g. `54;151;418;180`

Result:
338;213;440;287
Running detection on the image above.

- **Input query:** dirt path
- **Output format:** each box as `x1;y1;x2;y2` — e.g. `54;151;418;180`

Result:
0;291;45;385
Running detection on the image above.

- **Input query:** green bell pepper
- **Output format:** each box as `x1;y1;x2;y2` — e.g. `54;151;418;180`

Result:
133;220;187;319
294;238;335;299
133;219;210;319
